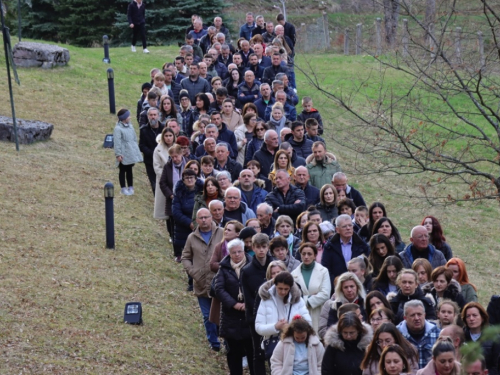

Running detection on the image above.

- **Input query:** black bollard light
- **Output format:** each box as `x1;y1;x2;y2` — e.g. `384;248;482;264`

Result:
107;68;115;114
104;182;115;249
102;35;110;64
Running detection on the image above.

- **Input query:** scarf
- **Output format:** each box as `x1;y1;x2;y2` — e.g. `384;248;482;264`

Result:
205;190;219;205
230;257;247;301
269;115;286;136
220;241;229;259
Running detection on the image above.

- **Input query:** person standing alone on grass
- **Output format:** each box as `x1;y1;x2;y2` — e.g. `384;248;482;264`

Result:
113;109;143;195
127;0;149;53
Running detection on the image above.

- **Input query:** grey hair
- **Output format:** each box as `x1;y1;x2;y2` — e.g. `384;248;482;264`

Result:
272;80;284;89
335;214;352;227
260;83;270;91
225;186;241;198
333;172;347;180
207;26;216;33
147;107;159;115
264;129;277;141
280;142;291;150
275;90;286;97
403;299;425;316
203;137;216;146
208;199;223;209
275;72;286;81
334;272;366;302
257;202;273;215
215;143;229;151
256;15;264;21
265;46;273;54
410;225;427;238
216;170;232;182
319;220;335;234
217;33;226;40
205;124;218;132
227;238;245;253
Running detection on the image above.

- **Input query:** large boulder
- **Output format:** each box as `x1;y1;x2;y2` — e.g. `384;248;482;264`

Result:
13;42;70;69
0;116;54;144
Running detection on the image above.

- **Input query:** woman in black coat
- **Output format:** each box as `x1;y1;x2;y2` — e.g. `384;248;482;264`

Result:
322;311;373;375
214;239;254;375
422;266;466;311
316;184;338;223
171;169;203;253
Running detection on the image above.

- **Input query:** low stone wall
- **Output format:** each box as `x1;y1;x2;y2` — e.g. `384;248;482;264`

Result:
13;42;70;69
0;116;54;144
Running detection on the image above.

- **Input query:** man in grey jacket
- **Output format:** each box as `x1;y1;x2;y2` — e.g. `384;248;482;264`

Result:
180;62;211;105
399;225;446;269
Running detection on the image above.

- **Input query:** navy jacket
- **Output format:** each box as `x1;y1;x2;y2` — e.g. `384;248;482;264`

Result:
285;133;314;159
214;158;243;182
244;137;264;167
296;183;320;208
241;254;273;323
237;81;261;106
253;142;277;177
321;232;370;291
265;101;297;121
217;123;239;160
298;109;324;135
265;184;306;223
262;64;289;86
254;97;275;120
346;186;366;207
259;56;272;68
139;123;164;165
237;182;268;213
127;0;145;25
245;64;265;82
171;179;204;248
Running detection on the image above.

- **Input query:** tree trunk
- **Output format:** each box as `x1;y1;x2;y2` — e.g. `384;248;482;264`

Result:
425;0;436;43
383;0;400;47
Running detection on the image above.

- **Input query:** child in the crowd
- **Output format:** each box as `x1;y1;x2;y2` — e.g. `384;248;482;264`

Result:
305;118;325;142
298;97;324;135
153;72;173;97
353;205;369;233
271;315;324;374
136;82;152;123
436;299;460;329
113;108;143;195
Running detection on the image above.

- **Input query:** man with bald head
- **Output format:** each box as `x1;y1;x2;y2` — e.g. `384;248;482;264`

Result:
439;324;465;361
463;357;489;375
238;70;261;107
332;172;366;207
294;166;320;207
399;225;446;269
252;43;271;68
265;169;306;222
182;208;224;351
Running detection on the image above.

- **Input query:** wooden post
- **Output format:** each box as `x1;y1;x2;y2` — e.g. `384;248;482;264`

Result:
323;12;330;50
478;31;485;69
455;27;462;65
356;23;362;55
376;18;382;56
402;19;409;58
429;22;436;61
344;28;349;55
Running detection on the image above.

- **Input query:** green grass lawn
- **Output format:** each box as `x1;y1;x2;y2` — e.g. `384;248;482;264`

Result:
0;40;499;373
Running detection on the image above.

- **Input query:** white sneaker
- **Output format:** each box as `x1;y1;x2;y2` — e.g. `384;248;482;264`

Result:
128;186;135;195
121;187;130;195
242;356;248;368
131;45;136;52
143;48;150;54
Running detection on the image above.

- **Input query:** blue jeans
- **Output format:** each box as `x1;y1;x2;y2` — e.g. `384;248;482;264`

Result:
197;297;220;348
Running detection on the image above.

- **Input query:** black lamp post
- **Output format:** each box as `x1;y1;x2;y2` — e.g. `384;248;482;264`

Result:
107;68;115;114
103;35;110;64
104;182;115;249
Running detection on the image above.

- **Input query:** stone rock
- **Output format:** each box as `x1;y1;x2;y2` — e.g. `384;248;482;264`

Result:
13;42;70;69
0;116;54;144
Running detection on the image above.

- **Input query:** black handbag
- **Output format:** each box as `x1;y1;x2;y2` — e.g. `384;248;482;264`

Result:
262;304;292;360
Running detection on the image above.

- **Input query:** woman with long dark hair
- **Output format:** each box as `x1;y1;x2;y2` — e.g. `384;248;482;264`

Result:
316;184;339;223
358;202;387;242
372;217;406;253
373;256;403;296
159;95;182;127
369;234;396;278
422;216;453;260
191;176;224;226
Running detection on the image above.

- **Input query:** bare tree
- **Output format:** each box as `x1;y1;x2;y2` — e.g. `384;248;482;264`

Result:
298;0;500;202
383;0;400;47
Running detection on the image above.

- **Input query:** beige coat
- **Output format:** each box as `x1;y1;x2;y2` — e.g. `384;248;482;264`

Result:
222;111;243;132
181;222;224;297
416;359;461;375
271;334;325;375
234;123;250;166
291;262;331;333
153;139;170;219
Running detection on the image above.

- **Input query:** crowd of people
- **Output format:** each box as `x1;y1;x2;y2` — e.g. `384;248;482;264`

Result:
112;10;500;375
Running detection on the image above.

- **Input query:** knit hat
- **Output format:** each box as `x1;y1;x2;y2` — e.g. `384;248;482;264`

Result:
239;227;257;240
176;136;190;147
141;82;152;91
179;90;190;101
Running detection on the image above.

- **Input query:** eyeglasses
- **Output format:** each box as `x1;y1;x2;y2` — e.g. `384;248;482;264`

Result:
183;176;195;181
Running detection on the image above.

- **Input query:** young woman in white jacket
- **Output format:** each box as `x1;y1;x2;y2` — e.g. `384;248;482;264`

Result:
255;271;312;342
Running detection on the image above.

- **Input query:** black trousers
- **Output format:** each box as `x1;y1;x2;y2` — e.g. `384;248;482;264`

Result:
118;163;134;188
144;162;155;195
131;23;147;48
249;324;266;375
226;337;255;375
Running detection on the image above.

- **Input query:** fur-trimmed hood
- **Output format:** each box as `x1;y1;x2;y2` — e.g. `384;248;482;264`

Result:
258;279;302;304
232;179;266;189
305;151;338;165
387;285;436;308
324;322;373;351
422;278;462;295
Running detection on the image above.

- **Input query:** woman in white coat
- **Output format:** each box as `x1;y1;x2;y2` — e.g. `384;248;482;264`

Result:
291;242;331;333
255;272;312;343
271;315;324;375
153;128;176;220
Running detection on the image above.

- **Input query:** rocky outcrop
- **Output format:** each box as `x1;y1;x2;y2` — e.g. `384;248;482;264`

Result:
0;116;54;144
13;42;70;69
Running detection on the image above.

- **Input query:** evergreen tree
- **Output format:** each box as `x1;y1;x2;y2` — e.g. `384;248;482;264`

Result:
22;0;59;42
114;0;231;46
